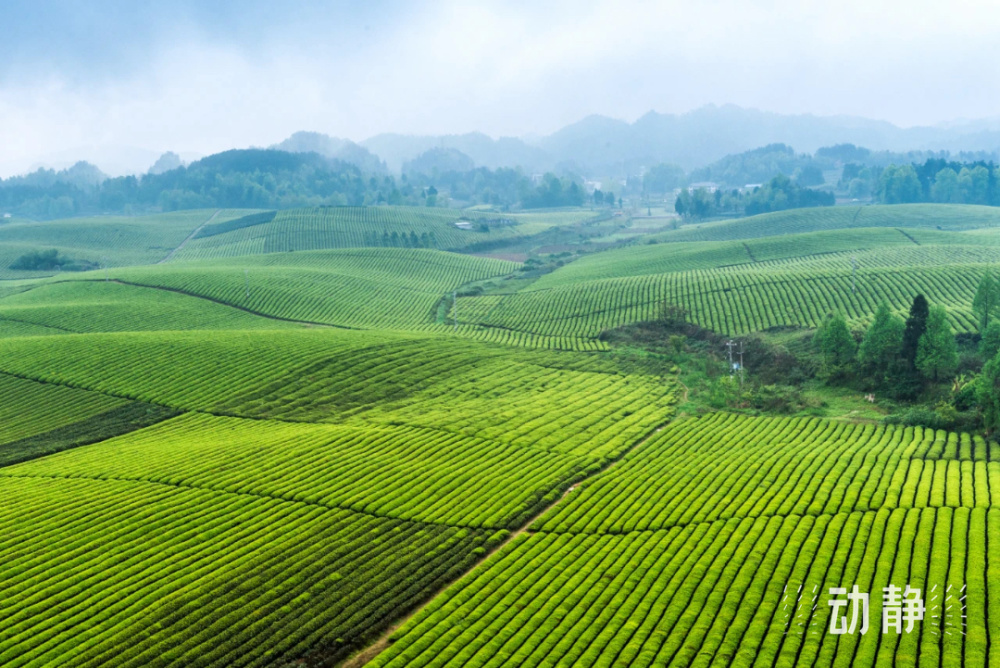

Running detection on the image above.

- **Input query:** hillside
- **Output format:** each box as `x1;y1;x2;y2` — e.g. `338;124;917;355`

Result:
1;201;999;667
653;204;1000;243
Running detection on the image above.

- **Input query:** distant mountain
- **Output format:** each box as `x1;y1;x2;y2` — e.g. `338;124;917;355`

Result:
148;151;184;175
2;161;107;189
272;131;387;174
402;147;475;176
532;105;1000;174
362;131;549;173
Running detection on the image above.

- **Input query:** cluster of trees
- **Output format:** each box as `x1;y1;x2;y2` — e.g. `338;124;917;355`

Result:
813;273;1000;435
674;175;834;219
591;189;621;208
840;159;1000;205
814;296;957;396
687;144;829;188
0;150;600;219
9;249;98;272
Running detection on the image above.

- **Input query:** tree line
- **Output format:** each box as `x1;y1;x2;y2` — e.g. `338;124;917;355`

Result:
674;175;834;219
814;272;1000;435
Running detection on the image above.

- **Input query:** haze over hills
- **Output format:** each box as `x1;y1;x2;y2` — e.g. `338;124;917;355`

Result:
15;104;1000;181
299;105;1000;176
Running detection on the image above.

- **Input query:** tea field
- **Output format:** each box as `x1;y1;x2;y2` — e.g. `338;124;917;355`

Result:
3;202;1000;666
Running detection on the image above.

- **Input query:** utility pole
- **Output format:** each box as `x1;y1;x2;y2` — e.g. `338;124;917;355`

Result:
244;270;250;299
453;291;458;331
738;339;745;393
725;339;736;375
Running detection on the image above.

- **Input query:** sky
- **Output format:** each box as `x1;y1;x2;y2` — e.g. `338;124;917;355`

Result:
1;0;999;176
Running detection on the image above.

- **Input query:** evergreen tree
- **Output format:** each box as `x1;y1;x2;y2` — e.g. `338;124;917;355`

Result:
972;271;1000;332
981;321;1000;359
901;294;929;370
814;312;856;378
857;301;905;387
977;352;1000;436
916;305;958;381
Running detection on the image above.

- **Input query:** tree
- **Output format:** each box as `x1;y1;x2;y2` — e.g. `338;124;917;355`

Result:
857;301;905;386
814;312;856;378
931;168;960;203
901;294;929;370
643;163;685;194
916;305;958;381
972;271;1000;332
977;352;1000;436
981;321;1000;359
877;165;922;204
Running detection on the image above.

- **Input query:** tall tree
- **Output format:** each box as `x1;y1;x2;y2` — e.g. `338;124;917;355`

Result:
901;294;929;370
857;301;905;387
972;271;1000;332
916;305;958;381
976;352;1000;436
814;312;856;378
981;321;1000;359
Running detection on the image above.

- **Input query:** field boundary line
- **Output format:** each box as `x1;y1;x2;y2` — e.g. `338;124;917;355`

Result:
77;278;360;329
0;314;77;333
895;227;922;245
339;414;677;668
158;209;220;264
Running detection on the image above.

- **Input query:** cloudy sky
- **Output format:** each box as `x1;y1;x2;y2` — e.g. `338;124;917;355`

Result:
1;0;999;176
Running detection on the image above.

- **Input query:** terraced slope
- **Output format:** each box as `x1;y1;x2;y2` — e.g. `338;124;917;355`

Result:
0;281;302;333
0;330;677;666
171;207;588;260
0;209;255;278
65;248;518;331
370;413;999;668
0;374;176;465
458;245;1000;338
653;204;1000;243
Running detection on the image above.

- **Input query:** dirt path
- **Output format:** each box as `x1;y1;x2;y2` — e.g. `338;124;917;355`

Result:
158;210;220;264
338;418;673;668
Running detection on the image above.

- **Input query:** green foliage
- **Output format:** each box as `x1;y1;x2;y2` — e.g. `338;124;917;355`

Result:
980;320;1000;358
9;248;97;271
642;163;685;194
972;270;1000;332
975;351;1000;435
814;312;856;377
520;174;585;209
675;175;834;219
878;164;923;203
901;293;929;369
857;301;904;385
689;143;826;187
917;305;958;381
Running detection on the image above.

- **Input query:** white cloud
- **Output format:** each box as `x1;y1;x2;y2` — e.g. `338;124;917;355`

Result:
1;0;1000;176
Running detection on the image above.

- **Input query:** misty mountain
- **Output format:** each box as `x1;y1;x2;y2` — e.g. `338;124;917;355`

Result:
3;161;107;190
534;105;1000;174
402;148;475;176
362;132;549;173
272;131;387;174
148;151;184;175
